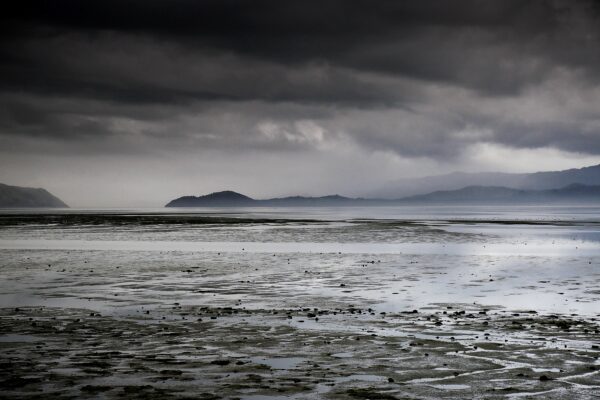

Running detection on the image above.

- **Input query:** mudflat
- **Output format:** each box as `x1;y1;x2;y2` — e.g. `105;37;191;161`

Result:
0;210;599;399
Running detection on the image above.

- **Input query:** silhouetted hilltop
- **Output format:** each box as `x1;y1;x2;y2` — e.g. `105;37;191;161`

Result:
0;183;68;208
166;184;600;207
165;191;255;207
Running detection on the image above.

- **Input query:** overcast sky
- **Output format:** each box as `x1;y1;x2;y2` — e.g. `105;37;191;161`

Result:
2;0;600;207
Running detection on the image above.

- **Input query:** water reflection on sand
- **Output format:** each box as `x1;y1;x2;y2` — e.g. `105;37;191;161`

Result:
0;208;598;399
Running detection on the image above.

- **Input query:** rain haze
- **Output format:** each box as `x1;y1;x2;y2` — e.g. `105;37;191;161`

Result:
2;0;600;206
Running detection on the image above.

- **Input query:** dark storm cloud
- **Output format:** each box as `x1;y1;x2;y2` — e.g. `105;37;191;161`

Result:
2;1;590;57
4;0;600;96
1;0;600;159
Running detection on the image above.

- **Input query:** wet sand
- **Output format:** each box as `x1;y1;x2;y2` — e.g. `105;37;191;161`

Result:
1;304;599;399
0;212;599;399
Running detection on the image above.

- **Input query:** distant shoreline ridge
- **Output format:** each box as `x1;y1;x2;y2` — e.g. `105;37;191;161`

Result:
166;183;600;207
168;163;600;207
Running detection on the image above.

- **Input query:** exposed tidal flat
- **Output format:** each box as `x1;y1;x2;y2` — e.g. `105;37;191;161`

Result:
0;208;599;399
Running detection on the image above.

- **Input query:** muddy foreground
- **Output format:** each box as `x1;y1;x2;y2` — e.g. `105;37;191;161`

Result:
1;301;599;399
0;216;599;399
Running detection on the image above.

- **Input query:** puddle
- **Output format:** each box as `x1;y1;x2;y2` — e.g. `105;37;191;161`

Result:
0;334;44;343
331;352;354;358
427;384;471;390
248;357;307;370
532;367;561;373
334;374;387;383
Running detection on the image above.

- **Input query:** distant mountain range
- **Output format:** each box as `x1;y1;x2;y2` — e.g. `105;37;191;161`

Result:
369;163;600;198
400;183;600;204
166;183;600;207
4;163;600;208
0;183;68;208
167;164;600;207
